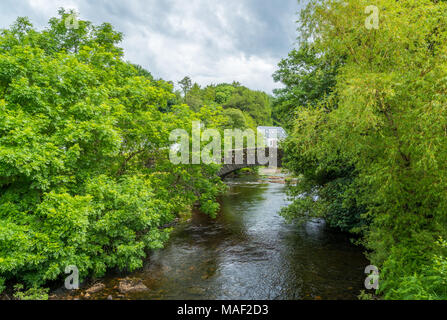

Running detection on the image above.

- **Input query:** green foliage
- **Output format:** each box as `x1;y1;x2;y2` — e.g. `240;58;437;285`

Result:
220;84;272;126
0;277;5;294
178;76;192;97
275;36;365;234
278;0;447;299
131;64;154;80
13;284;49;300
357;291;375;300
382;239;447;300
273;44;342;129
0;11;226;290
238;167;258;175
177;80;272;128
223;108;249;129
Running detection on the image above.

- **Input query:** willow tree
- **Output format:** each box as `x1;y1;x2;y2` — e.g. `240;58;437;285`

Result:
281;0;447;299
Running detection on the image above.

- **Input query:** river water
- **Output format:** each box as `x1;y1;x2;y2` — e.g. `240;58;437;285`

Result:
62;175;368;300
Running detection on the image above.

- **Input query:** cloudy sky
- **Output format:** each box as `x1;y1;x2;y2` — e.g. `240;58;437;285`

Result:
0;0;303;93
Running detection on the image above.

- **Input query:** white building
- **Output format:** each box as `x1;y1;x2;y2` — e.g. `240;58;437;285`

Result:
257;126;288;148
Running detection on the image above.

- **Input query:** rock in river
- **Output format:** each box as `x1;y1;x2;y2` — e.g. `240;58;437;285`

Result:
86;283;105;294
118;279;149;294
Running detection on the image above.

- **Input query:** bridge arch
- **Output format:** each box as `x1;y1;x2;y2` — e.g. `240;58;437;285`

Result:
217;148;284;178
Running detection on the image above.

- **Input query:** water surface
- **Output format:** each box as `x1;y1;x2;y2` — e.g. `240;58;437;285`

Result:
91;177;368;300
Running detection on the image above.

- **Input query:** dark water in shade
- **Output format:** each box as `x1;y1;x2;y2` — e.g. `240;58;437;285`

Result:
71;177;369;300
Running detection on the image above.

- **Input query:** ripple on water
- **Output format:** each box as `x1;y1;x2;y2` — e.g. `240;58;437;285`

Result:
63;177;368;300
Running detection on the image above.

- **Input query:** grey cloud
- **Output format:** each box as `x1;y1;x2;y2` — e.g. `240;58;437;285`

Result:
0;0;304;93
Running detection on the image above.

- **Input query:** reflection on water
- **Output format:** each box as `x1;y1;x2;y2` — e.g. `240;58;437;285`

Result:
82;178;368;300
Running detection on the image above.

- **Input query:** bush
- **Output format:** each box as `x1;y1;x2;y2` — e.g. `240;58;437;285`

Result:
381;239;447;300
13;285;49;300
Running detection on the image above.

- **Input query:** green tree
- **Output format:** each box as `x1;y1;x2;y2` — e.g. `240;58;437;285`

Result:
185;83;203;112
280;0;447;299
131;63;154;80
223;108;249;129
273;44;342;129
178;76;192;98
0;11;226;292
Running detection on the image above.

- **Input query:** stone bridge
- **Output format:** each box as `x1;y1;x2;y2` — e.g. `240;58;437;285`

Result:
217;147;283;178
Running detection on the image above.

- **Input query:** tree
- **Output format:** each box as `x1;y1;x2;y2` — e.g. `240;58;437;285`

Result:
172;81;272;128
184;83;203;112
0;11;226;293
178;76;192;98
216;84;272;126
279;0;447;299
272;44;343;129
131;64;154;80
223;108;249;129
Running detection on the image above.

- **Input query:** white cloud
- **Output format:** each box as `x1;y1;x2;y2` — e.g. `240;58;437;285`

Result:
26;0;79;22
0;0;302;93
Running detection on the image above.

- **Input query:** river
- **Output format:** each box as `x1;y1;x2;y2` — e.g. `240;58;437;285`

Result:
59;174;368;300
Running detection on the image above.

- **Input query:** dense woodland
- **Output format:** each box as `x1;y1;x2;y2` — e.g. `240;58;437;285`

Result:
0;0;446;300
177;77;273;129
